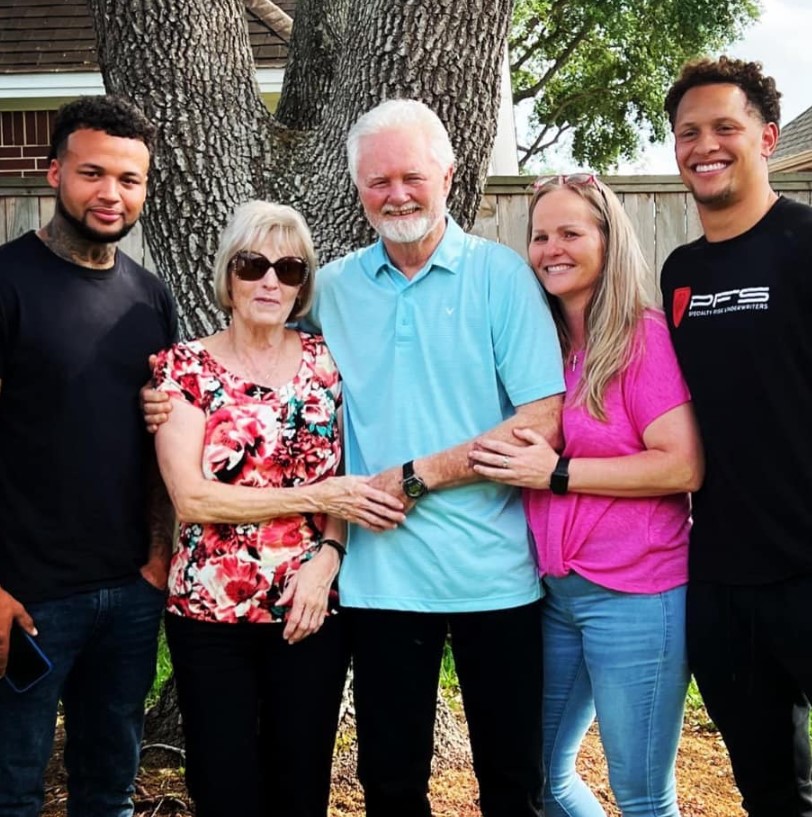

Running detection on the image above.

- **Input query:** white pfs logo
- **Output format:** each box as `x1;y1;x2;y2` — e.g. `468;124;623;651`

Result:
689;287;770;309
672;286;770;326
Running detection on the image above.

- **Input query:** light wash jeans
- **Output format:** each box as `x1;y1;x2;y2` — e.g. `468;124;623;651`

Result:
542;572;689;817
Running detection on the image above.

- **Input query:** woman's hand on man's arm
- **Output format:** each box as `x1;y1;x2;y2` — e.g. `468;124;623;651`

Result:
154;398;405;528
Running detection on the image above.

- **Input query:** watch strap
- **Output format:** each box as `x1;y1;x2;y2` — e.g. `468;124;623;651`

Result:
402;460;428;499
550;456;570;495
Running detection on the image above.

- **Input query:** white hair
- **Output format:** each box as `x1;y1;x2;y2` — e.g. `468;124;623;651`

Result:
346;99;456;183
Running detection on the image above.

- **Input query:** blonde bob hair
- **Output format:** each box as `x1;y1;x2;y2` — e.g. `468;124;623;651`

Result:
212;201;318;320
527;176;651;421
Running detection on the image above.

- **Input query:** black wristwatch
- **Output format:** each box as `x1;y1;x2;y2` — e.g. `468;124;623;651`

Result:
401;460;429;500
549;456;570;496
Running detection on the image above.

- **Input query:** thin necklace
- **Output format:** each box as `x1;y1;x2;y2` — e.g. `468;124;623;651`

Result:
229;327;285;385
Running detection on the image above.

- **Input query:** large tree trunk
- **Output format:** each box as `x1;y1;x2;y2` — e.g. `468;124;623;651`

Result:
89;0;512;783
87;0;512;337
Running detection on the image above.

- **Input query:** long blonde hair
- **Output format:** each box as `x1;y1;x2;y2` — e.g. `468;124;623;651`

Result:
527;177;651;421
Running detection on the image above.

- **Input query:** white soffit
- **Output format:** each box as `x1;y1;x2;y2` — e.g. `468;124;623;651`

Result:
0;69;285;100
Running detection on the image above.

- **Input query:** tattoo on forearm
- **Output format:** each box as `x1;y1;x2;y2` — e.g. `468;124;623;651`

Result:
147;453;175;562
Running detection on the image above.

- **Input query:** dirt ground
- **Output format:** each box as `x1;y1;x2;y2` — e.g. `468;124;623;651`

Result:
40;705;744;817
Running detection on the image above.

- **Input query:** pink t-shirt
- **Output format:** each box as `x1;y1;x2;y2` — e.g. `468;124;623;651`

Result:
525;310;692;593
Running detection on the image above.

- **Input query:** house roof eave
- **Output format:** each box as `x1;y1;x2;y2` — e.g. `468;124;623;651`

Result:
770;148;812;173
0;68;285;106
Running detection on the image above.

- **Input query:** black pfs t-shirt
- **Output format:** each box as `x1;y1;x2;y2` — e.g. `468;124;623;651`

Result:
661;197;812;585
0;231;178;603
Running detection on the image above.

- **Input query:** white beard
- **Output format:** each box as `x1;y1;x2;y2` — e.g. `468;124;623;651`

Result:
370;205;445;244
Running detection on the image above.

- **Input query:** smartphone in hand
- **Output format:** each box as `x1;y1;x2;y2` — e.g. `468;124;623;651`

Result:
4;622;52;693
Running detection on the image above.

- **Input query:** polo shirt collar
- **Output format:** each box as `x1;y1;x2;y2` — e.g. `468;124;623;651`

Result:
365;215;465;279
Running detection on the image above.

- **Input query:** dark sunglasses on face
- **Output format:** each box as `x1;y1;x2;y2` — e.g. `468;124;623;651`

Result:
227;251;309;286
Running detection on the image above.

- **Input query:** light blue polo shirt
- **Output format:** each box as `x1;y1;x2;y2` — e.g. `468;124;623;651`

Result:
311;216;564;612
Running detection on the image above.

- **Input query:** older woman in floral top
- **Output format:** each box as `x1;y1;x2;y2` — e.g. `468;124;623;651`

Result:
152;201;404;817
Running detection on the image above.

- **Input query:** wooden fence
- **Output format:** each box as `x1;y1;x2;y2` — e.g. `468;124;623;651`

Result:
4;173;812;304
472;174;812;303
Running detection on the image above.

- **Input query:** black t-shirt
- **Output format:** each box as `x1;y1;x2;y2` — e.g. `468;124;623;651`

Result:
661;196;812;584
0;231;178;603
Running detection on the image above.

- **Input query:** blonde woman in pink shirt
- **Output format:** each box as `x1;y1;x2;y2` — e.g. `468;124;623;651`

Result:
470;175;704;817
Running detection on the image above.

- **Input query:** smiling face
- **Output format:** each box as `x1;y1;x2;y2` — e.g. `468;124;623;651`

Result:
355;126;453;247
528;187;605;312
229;235;304;329
673;83;778;211
47;127;150;243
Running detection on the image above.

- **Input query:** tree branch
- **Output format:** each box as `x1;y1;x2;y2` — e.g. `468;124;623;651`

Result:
518;122;572;168
510;28;551;75
513;21;593;104
243;0;293;41
274;0;349;130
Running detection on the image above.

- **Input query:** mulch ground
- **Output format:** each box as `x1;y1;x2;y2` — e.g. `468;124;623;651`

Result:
41;703;743;817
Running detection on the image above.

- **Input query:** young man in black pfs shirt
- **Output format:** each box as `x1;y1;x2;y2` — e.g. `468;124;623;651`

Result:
661;57;812;817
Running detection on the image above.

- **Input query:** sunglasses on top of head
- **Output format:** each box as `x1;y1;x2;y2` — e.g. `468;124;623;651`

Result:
532;173;599;190
227;251;310;287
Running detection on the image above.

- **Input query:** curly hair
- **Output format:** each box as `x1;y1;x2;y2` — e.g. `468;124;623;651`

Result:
664;56;781;129
48;95;156;161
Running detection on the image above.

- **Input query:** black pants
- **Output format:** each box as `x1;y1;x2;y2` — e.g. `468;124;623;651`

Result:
347;601;544;817
165;612;349;817
687;577;812;817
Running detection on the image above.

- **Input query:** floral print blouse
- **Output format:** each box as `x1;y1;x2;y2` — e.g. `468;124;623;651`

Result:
153;332;342;624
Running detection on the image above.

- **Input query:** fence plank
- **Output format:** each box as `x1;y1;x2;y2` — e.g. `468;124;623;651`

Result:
655;193;688;277
119;220;147;265
3;176;812;279
5;196;39;241
622;192;657;302
782;190;811;205
38;195;55;225
686;199;703;243
471;194;498;242
496;190;530;259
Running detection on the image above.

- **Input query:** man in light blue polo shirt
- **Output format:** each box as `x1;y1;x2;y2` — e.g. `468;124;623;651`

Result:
311;100;564;817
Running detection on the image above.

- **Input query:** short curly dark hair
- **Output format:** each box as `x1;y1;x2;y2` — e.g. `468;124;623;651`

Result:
664;55;781;130
48;95;156;162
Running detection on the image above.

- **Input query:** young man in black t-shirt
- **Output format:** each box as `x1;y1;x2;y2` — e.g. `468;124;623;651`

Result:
661;57;812;817
0;97;177;815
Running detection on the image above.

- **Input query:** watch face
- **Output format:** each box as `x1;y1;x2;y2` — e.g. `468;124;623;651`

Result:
549;473;568;495
403;475;427;499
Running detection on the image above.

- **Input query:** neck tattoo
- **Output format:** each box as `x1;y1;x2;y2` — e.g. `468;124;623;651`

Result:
38;215;116;269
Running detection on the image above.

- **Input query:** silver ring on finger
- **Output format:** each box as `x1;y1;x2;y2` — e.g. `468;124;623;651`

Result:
501;456;510;468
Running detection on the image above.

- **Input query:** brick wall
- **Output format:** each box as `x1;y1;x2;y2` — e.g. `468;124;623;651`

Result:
0;110;56;177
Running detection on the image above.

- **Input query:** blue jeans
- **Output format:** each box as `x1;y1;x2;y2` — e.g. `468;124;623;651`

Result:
542;573;689;817
0;576;165;817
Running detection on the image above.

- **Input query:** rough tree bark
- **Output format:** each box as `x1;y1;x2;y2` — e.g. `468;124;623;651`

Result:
87;0;512;775
87;0;512;336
